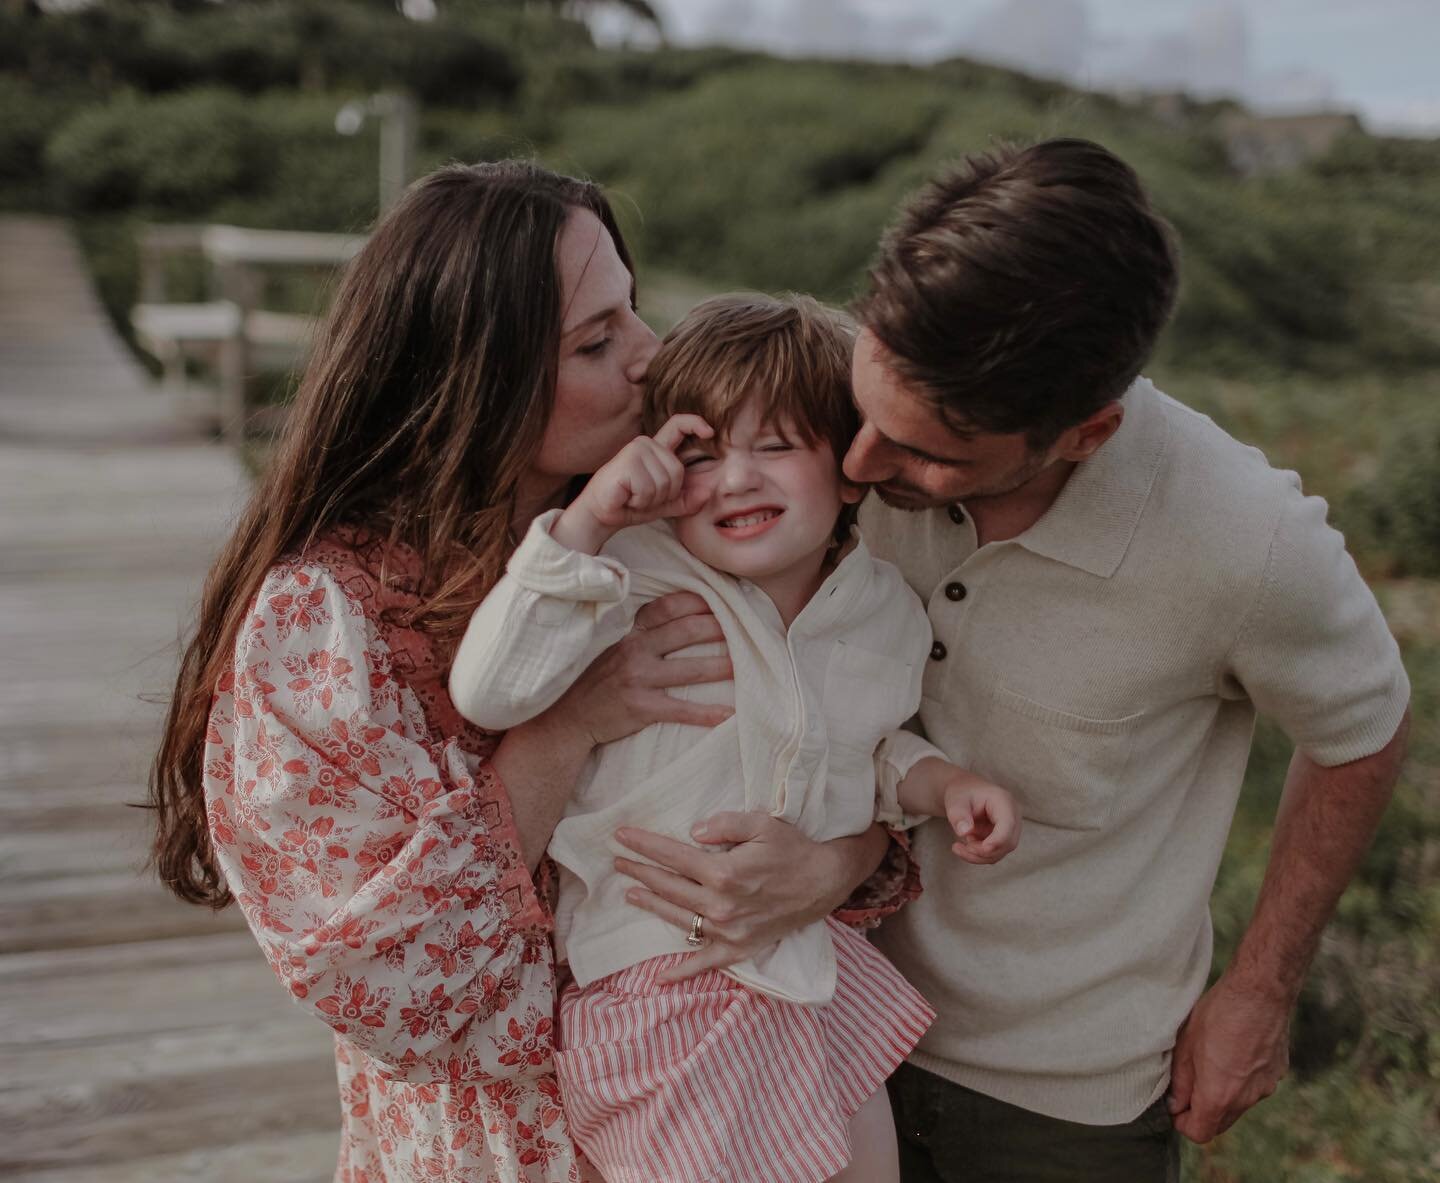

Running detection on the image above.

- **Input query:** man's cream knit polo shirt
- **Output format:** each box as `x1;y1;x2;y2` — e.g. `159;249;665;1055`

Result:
861;377;1410;1125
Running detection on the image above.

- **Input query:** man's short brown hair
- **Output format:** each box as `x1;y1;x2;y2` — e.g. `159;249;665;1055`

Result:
644;293;859;541
856;138;1179;447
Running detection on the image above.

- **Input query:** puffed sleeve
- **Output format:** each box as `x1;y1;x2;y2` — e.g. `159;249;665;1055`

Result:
204;562;558;1083
831;827;923;930
450;508;636;730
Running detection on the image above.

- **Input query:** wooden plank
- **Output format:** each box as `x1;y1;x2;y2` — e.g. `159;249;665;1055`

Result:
2;1129;338;1183
0;216;339;1179
0;826;150;881
132;300;241;343
0;870;250;953
0;1012;331;1087
0;946;294;1043
0;931;268;981
0;1061;341;1172
0;729;155;794
203;223;364;267
0;781;142;828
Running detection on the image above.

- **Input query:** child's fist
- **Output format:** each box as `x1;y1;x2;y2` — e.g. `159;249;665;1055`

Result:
556;415;713;551
944;777;1021;865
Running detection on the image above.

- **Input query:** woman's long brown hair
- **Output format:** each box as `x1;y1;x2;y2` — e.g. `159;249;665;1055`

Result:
149;161;635;907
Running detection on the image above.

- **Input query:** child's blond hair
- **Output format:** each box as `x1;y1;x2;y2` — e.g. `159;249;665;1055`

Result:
643;293;860;543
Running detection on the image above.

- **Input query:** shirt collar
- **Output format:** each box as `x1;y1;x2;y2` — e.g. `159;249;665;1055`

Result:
1013;377;1171;579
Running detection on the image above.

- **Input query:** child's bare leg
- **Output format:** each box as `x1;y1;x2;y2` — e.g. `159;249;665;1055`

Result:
828;1087;900;1182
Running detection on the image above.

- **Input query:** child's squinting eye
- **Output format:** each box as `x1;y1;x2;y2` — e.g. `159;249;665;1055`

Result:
758;441;793;453
680;455;715;469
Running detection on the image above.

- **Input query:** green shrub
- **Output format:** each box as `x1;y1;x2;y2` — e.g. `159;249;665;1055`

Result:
550;62;947;293
45;88;275;215
527;45;760;111
5;1;523;104
1341;413;1440;577
1196;640;1440;1180
1312;131;1440;182
0;75;89;209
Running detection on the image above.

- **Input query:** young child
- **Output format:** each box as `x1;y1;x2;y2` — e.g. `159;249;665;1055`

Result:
450;294;1020;1183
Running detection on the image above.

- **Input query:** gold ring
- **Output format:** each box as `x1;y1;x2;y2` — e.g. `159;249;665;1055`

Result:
685;912;706;948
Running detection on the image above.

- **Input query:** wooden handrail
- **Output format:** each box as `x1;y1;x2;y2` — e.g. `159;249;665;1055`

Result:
201;225;367;268
131;222;366;443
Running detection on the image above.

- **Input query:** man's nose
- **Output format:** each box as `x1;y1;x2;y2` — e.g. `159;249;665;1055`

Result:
843;424;890;483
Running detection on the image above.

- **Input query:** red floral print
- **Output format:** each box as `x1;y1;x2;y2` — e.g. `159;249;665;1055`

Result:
204;534;582;1183
283;641;356;713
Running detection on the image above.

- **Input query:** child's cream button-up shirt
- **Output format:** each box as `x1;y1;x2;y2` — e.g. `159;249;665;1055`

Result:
451;512;942;1005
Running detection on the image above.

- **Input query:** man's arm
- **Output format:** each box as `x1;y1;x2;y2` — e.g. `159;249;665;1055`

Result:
1168;709;1410;1142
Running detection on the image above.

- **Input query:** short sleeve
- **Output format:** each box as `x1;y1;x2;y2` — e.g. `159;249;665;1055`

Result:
1224;487;1410;766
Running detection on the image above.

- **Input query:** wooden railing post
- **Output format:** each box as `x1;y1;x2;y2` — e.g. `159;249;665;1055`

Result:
212;258;261;443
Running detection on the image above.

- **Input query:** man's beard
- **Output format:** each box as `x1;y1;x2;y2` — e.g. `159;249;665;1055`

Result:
871;481;935;512
872;449;1050;512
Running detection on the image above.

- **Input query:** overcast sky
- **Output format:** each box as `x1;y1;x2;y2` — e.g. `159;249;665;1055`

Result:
598;0;1439;135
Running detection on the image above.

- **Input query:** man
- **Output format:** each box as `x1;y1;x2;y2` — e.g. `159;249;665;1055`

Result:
847;139;1411;1181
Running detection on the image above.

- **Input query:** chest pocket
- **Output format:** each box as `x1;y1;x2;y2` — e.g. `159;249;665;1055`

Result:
978;686;1143;832
821;642;915;768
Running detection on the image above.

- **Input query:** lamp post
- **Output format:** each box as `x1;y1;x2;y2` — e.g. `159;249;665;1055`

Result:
335;91;419;212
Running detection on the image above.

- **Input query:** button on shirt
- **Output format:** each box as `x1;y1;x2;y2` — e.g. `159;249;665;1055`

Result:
860;377;1410;1125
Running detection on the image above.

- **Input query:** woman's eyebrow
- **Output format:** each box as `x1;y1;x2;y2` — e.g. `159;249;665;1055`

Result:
561;305;620;337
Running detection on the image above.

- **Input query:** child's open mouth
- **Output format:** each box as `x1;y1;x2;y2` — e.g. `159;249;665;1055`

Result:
715;508;784;538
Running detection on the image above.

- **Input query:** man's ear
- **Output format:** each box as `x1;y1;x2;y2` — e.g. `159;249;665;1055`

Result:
1055;402;1124;462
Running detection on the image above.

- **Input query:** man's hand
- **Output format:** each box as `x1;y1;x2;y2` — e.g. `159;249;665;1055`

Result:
613;812;887;980
1165;715;1408;1143
1167;972;1291;1142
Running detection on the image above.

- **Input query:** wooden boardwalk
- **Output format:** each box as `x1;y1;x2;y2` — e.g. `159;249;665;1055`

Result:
0;218;339;1181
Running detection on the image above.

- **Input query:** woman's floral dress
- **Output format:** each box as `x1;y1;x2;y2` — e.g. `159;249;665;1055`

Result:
203;527;920;1183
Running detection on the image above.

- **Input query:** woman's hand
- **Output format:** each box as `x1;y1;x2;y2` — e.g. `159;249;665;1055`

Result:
613;814;890;979
541;591;733;747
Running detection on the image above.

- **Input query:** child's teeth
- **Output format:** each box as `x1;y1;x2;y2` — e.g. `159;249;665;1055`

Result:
723;511;778;527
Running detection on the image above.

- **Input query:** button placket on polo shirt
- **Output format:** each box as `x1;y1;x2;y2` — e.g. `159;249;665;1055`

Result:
925;505;979;684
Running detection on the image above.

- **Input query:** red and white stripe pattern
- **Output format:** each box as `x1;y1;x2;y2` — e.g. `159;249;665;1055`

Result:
555;919;934;1183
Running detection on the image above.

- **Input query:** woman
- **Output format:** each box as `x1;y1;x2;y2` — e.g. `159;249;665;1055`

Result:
149;161;913;1183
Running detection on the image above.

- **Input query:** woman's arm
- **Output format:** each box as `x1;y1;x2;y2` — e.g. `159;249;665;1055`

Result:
212;564;555;1083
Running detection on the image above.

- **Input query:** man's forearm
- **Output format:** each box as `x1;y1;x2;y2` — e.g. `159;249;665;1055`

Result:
1225;711;1409;1002
826;822;893;912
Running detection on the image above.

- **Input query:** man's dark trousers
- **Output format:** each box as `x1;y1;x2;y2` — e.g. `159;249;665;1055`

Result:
888;1062;1182;1182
